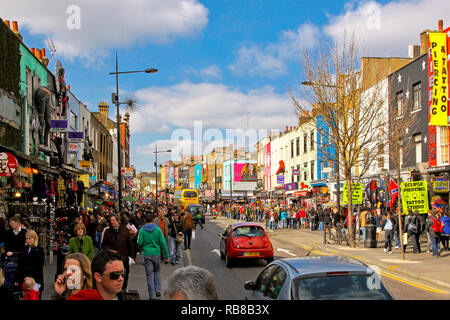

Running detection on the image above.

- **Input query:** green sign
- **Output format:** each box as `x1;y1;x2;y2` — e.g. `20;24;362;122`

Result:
342;183;363;205
400;181;429;214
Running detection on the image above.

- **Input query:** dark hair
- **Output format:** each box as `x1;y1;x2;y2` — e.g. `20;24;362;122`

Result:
144;214;155;223
91;250;123;286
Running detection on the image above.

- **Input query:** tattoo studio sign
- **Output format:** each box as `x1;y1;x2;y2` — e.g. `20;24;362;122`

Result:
400;181;429;214
429;32;448;126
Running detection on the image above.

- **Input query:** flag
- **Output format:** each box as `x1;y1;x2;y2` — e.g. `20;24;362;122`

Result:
387;178;399;208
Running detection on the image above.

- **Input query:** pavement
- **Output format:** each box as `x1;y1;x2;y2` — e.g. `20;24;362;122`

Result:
213;215;450;293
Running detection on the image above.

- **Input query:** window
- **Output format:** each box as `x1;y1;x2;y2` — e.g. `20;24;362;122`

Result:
414;134;422;164
412;83;421;112
291;140;294;158
291;166;294;183
440;127;449;164
303;162;307;181
396;91;404;117
297;165;301;182
296;137;300;156
377;144;384;168
310;131;314;151
310;160;314;180
265;267;287;300
70;111;78;130
304;134;307;153
255;265;278;295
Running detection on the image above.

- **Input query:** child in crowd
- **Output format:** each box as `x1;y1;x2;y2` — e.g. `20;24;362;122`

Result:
22;276;39;300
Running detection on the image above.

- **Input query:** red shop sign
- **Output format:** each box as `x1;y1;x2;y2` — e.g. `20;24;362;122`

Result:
0;152;18;177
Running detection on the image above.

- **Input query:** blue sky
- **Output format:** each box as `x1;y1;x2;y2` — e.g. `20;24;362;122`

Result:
2;0;449;172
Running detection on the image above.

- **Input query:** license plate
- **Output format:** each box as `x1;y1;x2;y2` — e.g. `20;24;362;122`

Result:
244;252;260;257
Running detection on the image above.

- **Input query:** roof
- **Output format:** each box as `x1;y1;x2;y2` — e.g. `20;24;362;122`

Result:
278;256;369;276
230;222;264;229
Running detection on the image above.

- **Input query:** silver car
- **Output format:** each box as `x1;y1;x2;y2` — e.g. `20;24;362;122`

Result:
244;256;394;300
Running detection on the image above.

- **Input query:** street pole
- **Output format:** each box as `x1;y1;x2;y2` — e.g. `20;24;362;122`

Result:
215;160;217;208
115;52;123;212
155;144;158;204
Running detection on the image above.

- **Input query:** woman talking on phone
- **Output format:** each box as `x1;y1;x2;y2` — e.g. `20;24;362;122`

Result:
51;253;93;300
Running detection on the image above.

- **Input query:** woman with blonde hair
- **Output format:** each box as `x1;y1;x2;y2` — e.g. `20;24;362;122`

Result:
14;229;45;298
68;223;95;260
52;253;93;300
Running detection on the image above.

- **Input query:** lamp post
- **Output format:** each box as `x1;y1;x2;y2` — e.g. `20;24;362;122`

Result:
154;145;171;205
110;52;157;211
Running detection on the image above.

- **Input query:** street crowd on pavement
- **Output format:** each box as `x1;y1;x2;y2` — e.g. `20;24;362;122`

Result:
0;197;218;301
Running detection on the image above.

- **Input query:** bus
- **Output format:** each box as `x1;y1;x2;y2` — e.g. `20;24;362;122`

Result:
173;189;199;211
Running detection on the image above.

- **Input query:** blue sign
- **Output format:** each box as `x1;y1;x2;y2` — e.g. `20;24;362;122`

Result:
50;120;68;132
277;175;285;184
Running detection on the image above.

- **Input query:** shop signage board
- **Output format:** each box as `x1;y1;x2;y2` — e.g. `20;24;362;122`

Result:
429;33;448;126
68;131;84;142
400;181;429;214
277;175;285;184
121;167;134;178
50;120;68;132
79;160;91;168
68;143;79;154
342;183;363;205
432;177;449;193
0;152;18;177
284;182;298;191
292;169;300;175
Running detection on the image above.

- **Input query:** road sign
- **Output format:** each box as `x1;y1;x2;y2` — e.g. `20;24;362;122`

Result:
68;131;84;142
50;120;68;132
127;179;135;189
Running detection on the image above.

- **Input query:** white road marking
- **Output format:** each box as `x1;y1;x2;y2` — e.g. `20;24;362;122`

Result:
277;248;297;257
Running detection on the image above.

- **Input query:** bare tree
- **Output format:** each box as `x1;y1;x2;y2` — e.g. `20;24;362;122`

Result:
291;36;389;248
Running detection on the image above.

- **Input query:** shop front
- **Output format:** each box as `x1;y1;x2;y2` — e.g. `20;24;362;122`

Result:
427;165;450;211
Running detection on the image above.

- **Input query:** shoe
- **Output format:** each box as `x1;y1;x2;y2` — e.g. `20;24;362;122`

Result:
384;248;387;253
426;250;430;253
170;261;175;265
395;246;399;249
156;292;161;297
175;260;179;264
388;251;392;254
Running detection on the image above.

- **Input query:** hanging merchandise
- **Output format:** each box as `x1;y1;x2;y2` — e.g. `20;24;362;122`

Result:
57;176;65;207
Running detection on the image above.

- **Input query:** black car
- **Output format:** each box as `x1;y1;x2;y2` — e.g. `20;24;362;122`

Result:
187;204;206;224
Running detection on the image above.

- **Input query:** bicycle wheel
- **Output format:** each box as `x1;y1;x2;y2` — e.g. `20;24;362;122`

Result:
326;227;337;245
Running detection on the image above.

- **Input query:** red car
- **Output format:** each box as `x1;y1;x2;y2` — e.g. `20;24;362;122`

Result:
219;223;274;268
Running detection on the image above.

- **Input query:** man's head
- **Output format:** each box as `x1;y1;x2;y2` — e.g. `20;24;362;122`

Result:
92;251;124;299
164;266;218;300
109;214;120;229
9;215;21;231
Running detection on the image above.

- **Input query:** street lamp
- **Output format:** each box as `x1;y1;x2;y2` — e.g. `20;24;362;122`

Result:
154;145;171;204
110;52;158;211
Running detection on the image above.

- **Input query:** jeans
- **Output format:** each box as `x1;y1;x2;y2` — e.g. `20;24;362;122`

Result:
384;230;393;252
122;256;130;291
269;220;275;230
281;219;287;229
318;221;324;231
169;236;182;263
144;255;161;298
431;236;440;256
394;230;400;247
361;227;366;241
184;229;192;249
95;232;103;251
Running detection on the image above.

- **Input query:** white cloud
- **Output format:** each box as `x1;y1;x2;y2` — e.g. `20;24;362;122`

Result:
0;0;208;60
229;23;319;77
324;0;450;57
183;65;222;80
128;82;297;134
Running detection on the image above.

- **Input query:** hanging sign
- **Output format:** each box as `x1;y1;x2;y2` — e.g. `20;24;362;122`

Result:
342;183;363;205
50;120;68;132
429;33;448;126
68;143;79;154
0;152;18;177
277;175;285;184
400;181;429;214
68;131;84;142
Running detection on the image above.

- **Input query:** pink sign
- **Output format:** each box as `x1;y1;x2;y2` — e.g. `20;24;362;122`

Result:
234;163;257;182
0;152;18;177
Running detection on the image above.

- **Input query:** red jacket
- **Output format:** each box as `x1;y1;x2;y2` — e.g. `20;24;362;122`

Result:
23;289;39;300
68;289;103;300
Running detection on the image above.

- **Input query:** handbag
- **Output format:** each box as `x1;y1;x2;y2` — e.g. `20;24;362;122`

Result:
174;223;184;243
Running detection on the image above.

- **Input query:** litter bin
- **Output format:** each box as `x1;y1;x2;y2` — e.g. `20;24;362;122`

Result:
364;224;377;248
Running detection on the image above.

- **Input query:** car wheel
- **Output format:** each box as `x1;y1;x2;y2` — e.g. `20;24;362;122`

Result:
225;253;233;268
266;257;274;265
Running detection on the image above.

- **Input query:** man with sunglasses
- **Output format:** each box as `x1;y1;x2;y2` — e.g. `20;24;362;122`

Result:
68;250;137;300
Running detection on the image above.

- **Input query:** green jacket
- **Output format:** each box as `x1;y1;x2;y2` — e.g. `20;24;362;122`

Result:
68;236;95;260
137;224;169;258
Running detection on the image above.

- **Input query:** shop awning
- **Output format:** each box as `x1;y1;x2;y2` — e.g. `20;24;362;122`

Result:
293;190;309;197
311;181;328;187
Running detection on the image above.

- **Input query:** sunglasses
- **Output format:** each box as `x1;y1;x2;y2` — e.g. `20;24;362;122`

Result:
103;270;125;280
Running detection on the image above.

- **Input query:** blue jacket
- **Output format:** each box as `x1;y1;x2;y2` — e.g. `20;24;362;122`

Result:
441;216;450;234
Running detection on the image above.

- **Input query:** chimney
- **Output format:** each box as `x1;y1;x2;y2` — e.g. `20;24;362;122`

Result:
35;48;42;61
438;19;443;31
4;20;10;28
290;126;292;131
31;48;36;55
11;21;22;40
67;85;71;91
41;49;49;67
420;30;433;55
124;112;130;124
98;102;109;119
408;45;420;59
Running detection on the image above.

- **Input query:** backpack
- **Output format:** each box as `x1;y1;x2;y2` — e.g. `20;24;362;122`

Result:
430;216;443;233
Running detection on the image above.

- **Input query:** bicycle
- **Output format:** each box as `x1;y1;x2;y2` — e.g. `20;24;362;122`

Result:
325;224;350;246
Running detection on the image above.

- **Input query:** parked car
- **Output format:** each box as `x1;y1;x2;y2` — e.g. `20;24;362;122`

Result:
243;256;394;300
187;204;206;224
219;223;274;268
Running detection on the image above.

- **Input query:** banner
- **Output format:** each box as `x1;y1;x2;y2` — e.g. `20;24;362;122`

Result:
342;183;363;205
234;163;257;182
429;33;448;126
387;178;399;208
0;152;18;177
400;181;429;214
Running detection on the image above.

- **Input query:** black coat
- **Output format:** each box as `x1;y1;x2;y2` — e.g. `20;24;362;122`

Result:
102;225;136;260
168;220;185;238
15;246;45;292
4;228;27;254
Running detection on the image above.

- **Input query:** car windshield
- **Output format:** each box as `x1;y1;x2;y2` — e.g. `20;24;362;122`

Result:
293;275;393;300
183;191;198;198
189;206;204;215
232;226;265;237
